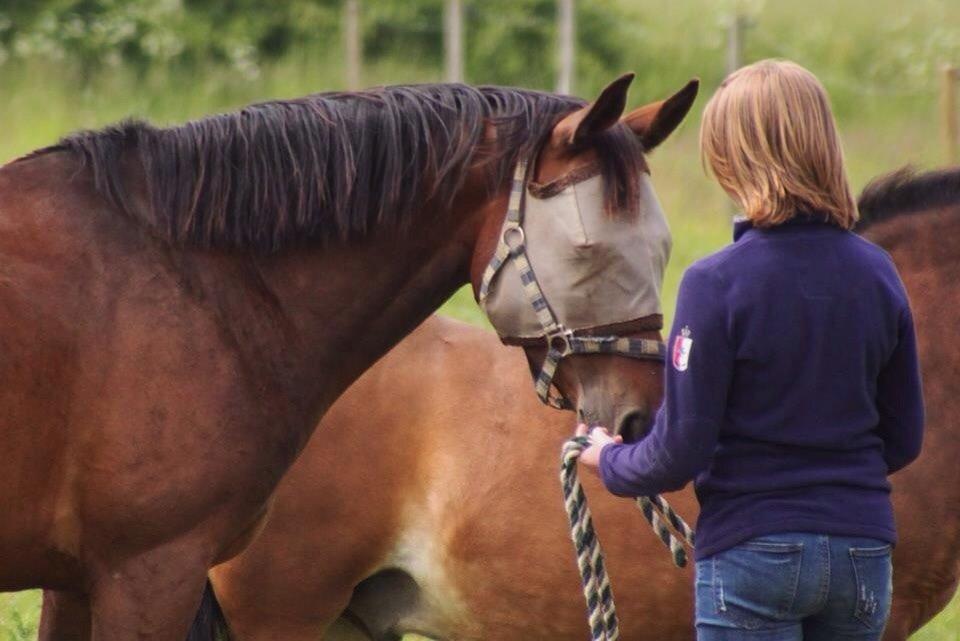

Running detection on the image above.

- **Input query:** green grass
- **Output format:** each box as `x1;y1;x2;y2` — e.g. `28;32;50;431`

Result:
3;0;960;637
0;592;39;641
4;586;959;639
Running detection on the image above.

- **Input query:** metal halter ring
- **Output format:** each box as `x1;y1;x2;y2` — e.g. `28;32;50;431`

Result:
503;226;525;250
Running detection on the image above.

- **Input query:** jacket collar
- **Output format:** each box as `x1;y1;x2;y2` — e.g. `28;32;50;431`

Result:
733;211;837;242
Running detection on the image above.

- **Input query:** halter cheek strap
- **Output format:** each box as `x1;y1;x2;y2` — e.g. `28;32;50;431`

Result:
480;160;667;409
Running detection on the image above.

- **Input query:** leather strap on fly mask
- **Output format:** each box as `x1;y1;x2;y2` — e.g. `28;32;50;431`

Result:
479;159;667;410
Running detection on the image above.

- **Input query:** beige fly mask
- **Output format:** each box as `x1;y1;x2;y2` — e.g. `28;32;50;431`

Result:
478;160;671;408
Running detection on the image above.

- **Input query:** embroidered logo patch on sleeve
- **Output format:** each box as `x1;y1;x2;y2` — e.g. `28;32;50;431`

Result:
672;326;693;372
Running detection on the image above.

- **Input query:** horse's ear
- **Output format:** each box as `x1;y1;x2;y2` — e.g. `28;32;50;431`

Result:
553;73;635;148
622;78;700;151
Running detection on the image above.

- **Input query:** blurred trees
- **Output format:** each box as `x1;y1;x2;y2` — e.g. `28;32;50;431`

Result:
0;0;341;73
0;0;629;88
0;0;958;115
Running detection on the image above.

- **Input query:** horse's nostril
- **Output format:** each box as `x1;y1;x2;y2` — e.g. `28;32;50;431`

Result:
616;410;650;443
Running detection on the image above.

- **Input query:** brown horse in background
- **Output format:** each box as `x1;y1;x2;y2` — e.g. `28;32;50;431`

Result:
205;166;960;640
2;76;698;640
856;167;960;639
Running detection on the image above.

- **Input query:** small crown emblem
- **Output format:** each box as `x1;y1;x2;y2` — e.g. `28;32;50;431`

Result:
680;326;691;338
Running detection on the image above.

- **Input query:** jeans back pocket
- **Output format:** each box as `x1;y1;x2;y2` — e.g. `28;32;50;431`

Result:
711;539;804;630
849;545;893;629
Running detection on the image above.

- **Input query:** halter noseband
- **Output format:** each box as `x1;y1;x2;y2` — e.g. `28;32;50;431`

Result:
479;158;667;409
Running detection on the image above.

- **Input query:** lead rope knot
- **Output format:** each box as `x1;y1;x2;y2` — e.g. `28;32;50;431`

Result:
561;436;696;640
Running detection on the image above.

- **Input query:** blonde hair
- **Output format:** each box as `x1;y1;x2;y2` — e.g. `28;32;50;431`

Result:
700;59;858;229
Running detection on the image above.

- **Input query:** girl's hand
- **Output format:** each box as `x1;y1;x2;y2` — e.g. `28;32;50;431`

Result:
575;423;623;475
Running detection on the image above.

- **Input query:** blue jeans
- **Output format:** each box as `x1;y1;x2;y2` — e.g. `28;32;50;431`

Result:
695;532;893;640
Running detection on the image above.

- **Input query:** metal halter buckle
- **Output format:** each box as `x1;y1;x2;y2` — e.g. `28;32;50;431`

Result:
545;328;574;356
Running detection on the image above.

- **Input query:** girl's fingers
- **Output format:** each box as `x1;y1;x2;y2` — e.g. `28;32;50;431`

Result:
575;423;588;437
590;426;611;440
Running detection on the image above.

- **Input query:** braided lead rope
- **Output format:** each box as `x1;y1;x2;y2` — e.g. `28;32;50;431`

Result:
635;497;688;568
562;437;696;641
646;494;696;548
562;437;620;641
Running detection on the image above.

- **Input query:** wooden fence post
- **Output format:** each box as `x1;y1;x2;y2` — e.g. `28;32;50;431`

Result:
725;13;749;215
344;0;362;90
726;13;746;76
942;64;959;165
444;0;464;83
556;0;575;94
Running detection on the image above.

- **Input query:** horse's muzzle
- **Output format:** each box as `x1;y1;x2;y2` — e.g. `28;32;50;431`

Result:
615;408;653;444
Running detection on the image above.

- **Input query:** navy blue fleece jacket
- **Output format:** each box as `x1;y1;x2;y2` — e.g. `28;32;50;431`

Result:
599;215;924;560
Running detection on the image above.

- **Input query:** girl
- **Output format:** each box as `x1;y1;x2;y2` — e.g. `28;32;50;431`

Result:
577;60;924;640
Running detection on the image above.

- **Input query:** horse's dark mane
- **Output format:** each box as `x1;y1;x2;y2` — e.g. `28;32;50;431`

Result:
856;165;960;231
54;84;645;252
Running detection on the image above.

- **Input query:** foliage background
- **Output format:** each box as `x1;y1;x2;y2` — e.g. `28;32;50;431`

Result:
1;0;959;639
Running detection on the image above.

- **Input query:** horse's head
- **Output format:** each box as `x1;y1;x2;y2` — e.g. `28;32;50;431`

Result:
470;74;698;442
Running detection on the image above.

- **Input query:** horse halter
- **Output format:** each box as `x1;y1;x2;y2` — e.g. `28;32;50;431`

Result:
479;158;668;410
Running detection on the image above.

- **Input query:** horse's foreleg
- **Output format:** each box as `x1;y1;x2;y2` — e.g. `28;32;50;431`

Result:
86;547;210;641
210;545;359;641
38;589;91;641
211;571;354;641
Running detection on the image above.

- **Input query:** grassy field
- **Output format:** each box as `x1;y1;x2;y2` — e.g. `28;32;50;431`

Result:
2;0;960;638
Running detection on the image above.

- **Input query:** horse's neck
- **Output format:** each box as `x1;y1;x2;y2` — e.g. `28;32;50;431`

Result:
240;216;476;439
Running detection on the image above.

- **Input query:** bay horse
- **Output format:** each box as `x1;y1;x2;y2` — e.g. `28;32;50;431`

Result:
2;75;699;640
202;166;960;640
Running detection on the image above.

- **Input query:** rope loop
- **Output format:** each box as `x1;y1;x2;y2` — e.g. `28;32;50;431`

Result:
561;436;695;640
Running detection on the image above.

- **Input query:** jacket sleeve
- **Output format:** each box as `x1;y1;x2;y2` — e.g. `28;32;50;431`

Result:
876;304;924;474
599;265;734;497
